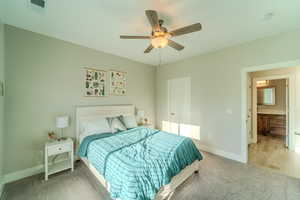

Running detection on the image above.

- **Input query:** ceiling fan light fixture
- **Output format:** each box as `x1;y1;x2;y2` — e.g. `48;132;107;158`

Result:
151;34;170;48
120;10;202;53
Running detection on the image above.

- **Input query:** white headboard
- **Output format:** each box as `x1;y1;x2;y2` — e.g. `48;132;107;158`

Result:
75;104;135;146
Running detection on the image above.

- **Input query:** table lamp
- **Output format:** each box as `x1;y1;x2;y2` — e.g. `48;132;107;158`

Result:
137;110;145;124
56;116;69;140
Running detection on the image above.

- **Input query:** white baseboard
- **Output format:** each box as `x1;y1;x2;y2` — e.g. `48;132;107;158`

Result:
3;158;69;184
3;165;44;184
199;144;246;163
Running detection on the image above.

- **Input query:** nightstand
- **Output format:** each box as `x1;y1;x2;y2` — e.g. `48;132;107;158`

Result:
45;138;74;180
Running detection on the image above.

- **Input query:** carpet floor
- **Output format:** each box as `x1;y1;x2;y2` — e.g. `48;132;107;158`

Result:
3;152;300;200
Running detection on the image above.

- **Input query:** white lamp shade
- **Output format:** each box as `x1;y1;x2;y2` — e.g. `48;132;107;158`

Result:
56;116;69;128
137;110;145;118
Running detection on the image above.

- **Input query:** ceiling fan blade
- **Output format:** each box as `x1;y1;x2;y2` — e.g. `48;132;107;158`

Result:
169;23;202;37
144;44;154;53
168;39;184;51
145;10;160;31
120;35;150;39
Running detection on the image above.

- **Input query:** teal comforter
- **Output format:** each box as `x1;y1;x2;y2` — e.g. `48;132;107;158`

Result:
78;127;202;200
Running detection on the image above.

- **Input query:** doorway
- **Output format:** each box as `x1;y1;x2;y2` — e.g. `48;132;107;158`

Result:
245;67;300;178
248;76;290;170
251;77;289;146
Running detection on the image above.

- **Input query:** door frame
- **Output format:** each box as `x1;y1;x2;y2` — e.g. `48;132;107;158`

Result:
241;59;300;163
251;75;292;149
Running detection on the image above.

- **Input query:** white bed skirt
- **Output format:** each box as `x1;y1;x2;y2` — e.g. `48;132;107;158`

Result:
81;158;200;200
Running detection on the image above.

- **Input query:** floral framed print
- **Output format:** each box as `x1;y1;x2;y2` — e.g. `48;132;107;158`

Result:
110;70;127;96
85;68;107;97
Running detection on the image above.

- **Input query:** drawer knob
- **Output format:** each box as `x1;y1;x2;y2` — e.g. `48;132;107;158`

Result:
59;148;62;150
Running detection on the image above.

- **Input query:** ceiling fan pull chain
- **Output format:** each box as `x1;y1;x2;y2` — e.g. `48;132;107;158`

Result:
158;49;162;67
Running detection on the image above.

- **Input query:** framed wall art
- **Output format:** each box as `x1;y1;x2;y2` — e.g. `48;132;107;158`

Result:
110;70;127;96
85;68;107;97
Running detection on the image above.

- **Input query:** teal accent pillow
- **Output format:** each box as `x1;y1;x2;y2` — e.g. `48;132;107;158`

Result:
106;116;127;133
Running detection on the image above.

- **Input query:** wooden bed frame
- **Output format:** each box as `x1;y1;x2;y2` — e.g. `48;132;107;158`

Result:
76;105;200;200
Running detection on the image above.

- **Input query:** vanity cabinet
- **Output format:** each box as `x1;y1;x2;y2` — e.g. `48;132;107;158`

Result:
257;114;286;136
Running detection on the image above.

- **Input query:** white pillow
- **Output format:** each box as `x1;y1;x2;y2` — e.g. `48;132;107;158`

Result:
107;116;127;133
80;116;111;137
120;115;138;129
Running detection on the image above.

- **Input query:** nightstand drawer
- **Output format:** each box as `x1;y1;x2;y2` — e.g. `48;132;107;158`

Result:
47;143;72;156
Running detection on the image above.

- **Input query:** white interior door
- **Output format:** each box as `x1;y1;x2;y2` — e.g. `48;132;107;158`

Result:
167;77;191;135
252;78;258;144
285;79;289;147
247;74;253;144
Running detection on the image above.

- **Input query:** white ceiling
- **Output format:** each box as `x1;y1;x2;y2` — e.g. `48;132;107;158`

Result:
1;0;300;65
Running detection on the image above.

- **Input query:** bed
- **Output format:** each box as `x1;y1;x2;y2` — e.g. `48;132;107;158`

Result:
76;105;203;200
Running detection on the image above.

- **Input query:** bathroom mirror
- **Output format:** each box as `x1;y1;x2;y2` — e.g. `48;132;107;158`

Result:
257;87;276;106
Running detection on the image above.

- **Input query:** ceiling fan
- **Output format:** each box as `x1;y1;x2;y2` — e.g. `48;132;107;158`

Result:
120;10;202;53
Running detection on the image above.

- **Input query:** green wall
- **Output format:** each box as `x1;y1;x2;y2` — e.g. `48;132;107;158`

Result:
4;25;156;174
0;20;4;190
